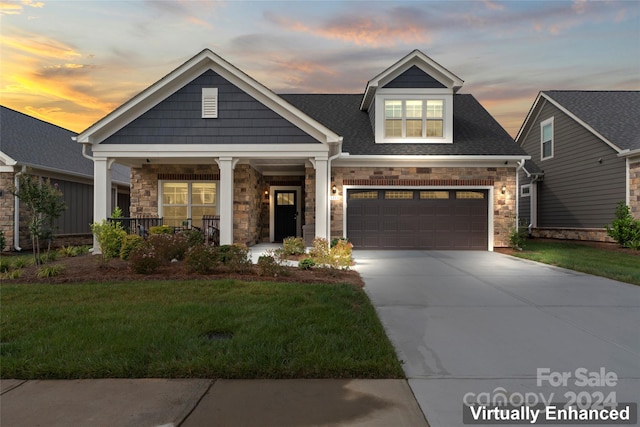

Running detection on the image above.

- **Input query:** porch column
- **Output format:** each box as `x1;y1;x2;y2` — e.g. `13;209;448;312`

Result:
314;157;329;240
217;157;234;245
93;157;112;253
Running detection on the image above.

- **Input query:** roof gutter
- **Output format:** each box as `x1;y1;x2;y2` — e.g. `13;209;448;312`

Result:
617;148;640;158
13;165;26;251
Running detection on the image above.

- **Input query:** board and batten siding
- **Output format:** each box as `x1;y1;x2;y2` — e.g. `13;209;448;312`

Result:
50;179;93;235
103;70;319;145
520;101;625;228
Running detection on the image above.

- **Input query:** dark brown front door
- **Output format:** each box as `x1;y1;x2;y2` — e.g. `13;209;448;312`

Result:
347;189;488;250
274;190;297;242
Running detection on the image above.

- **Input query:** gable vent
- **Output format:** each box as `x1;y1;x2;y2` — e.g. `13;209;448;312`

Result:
202;88;218;118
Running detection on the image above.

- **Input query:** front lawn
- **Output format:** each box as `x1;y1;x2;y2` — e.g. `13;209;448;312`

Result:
0;280;403;379
508;240;640;286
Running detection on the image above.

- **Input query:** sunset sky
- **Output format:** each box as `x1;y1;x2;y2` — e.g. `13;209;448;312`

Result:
1;0;639;138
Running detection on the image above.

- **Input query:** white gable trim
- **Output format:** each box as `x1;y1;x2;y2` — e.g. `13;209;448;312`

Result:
0;151;17;166
76;49;341;145
360;49;464;111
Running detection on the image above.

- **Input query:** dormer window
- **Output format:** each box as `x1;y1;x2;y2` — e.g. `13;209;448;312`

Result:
384;99;444;139
377;95;450;143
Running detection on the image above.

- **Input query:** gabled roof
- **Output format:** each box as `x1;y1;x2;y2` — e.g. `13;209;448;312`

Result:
0;106;129;183
283;94;527;156
516;91;640;152
77;49;341;145
360;49;464;111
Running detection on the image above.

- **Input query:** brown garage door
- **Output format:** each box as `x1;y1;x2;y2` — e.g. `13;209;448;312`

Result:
346;189;488;250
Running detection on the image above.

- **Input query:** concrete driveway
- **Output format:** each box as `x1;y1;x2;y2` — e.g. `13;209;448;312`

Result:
355;250;640;427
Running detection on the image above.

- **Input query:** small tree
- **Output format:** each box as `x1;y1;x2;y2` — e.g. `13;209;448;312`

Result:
606;202;640;249
11;174;66;265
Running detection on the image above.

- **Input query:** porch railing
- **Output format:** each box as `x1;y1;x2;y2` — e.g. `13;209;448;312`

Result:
108;217;163;237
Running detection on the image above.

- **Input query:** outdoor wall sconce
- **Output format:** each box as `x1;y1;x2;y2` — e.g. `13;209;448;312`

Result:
332;185;337;194
501;185;506;195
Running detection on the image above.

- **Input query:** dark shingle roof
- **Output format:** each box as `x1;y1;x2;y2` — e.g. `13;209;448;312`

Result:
543;91;640;151
282;93;527;156
1;106;129;183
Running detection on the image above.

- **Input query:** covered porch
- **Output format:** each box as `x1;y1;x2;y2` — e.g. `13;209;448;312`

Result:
92;150;334;247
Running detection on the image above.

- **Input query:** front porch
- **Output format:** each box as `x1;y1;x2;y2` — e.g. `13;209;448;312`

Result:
96;159;330;247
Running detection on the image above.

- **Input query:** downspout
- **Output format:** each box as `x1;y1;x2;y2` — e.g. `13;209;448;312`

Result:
515;159;526;231
13;165;27;251
80;142;94;161
326;138;344;240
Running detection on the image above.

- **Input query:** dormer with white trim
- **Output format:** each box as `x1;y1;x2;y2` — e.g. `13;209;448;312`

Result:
360;50;464;145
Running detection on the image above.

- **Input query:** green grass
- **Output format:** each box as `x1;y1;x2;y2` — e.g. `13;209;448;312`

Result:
510;241;640;286
0;280;403;380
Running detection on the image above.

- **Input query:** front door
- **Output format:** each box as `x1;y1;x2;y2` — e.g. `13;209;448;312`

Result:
274;190;297;241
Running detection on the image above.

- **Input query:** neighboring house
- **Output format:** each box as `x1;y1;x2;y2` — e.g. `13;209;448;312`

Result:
516;91;640;241
0;106;130;251
76;49;530;251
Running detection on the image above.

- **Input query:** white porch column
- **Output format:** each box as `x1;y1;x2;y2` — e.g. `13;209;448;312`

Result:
314;157;329;240
217;157;234;245
93;157;112;252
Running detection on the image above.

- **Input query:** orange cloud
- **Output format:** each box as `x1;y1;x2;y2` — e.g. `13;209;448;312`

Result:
0;0;44;15
265;10;431;47
1;34;80;59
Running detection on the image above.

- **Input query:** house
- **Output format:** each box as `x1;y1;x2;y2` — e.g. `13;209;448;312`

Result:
0;106;130;251
75;49;530;251
516;91;640;241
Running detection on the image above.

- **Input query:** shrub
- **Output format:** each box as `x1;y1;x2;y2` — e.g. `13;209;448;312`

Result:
606;202;640;249
0;230;5;252
91;220;127;263
149;225;174;235
36;264;64;278
12;258;28;269
2;269;22;279
282;236;305;255
330;239;353;270
148;233;189;261
331;237;349;248
59;245;79;257
0;259;10;273
128;244;162;274
181;229;204;248
185;244;218;274
298;257;315;270
120;234;145;260
257;254;285;277
217;244;252;273
309;237;331;264
509;223;528;251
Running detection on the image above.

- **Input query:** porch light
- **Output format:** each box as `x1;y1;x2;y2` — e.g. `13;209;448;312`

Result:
501;185;506;195
332;185;337;195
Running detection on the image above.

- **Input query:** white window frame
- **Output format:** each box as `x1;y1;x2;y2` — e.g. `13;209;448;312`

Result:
540;117;554;160
520;184;531;198
158;180;219;225
375;90;453;144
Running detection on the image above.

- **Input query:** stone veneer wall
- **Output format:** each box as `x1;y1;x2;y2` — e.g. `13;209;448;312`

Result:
233;164;263;246
0;171;15;251
630;161;640;220
329;166;516;248
531;228;614;242
131;163;266;246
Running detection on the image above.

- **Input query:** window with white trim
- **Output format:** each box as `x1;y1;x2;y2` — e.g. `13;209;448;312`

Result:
520;184;531;198
541;117;554;160
161;181;217;226
384;99;444;139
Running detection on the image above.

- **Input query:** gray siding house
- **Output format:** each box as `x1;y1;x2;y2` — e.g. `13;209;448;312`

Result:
0;106;130;251
516;91;640;241
77;49;530;251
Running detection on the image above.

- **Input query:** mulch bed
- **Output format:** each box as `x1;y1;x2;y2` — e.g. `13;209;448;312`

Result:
2;254;364;287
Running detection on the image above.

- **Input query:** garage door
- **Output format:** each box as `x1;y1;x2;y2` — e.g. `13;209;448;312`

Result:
346;189;488;250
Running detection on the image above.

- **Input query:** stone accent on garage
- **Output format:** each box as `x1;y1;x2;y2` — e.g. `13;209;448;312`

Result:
630;161;640;220
0;171;16;251
531;227;615;243
330;166;516;248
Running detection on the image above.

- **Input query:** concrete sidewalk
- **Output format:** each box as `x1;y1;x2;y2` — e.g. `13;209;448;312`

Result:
0;378;429;427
